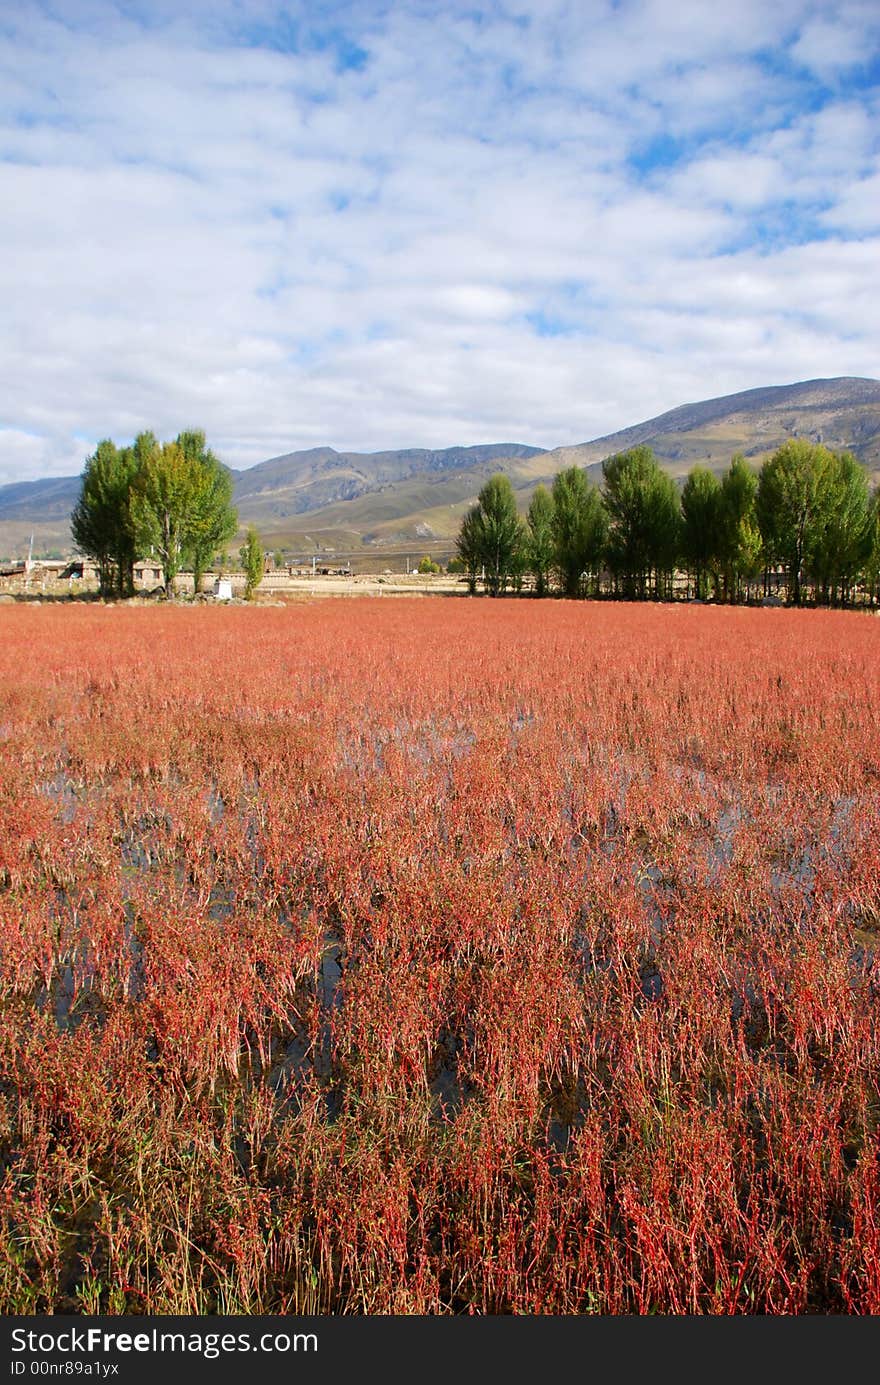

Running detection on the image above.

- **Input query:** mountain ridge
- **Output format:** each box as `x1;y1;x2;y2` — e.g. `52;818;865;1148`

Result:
1;377;878;556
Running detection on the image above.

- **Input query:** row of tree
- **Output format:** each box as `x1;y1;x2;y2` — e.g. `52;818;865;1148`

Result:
456;440;880;606
72;431;263;598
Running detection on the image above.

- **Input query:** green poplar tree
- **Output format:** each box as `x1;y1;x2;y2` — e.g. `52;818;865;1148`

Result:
718;455;760;601
681;466;721;600
71;439;140;597
176;431;238;595
240;526;264;600
807;450;871;605
603;446;677;599
526;485;555;596
551;467;607;598
130;435;196;596
455;505;484;594
757;440;835;606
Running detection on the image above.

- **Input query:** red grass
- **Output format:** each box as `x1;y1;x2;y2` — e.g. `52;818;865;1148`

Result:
0;598;878;1313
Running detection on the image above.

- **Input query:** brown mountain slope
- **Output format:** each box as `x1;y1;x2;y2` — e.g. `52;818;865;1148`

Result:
1;377;877;560
546;376;880;478
255;377;880;549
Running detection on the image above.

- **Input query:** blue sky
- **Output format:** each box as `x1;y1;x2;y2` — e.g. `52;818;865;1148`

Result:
1;0;878;482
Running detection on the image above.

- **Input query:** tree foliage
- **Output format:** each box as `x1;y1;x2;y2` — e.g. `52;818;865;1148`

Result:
681;466;721;600
526;485;555;597
480;474;526;596
240;526;264;601
71;440;140;597
455;505;485;594
551;467;607;598
808;450;872;604
718;455;761;600
756;440;833;606
131;436;197;596
71;429;237;599
453;437;878;608
177;431;238;595
865;490;880;606
603;446;680;598
456;474;526;596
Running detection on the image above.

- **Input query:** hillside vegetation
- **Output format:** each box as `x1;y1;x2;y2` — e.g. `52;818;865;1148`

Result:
2;377;878;559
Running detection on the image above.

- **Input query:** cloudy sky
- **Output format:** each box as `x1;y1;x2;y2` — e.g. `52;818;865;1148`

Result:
1;0;878;483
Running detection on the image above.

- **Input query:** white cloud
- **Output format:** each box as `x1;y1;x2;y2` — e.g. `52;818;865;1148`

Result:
0;430;90;482
822;170;880;232
0;0;878;485
791;15;871;78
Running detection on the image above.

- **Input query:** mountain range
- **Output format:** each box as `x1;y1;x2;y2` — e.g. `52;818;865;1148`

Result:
2;376;878;560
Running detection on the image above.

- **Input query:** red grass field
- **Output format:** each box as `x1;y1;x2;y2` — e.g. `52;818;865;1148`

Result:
1;598;879;1313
